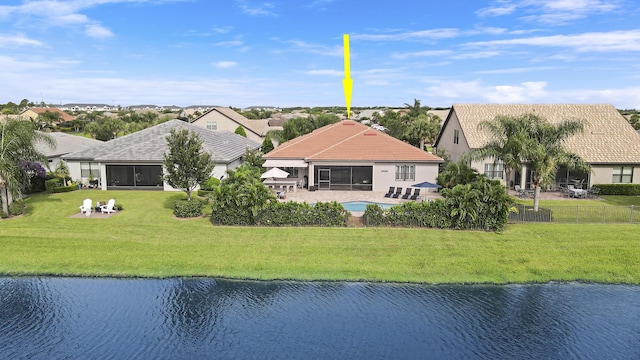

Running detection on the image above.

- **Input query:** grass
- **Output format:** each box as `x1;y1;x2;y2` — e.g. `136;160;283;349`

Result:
0;190;639;284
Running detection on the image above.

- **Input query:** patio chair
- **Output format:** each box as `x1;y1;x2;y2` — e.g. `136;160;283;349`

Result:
100;199;117;214
401;188;412;199
514;185;525;198
588;187;600;198
391;187;403;198
79;198;92;216
384;187;395;198
409;188;421;201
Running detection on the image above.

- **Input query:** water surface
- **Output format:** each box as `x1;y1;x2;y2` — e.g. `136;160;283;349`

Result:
1;278;638;359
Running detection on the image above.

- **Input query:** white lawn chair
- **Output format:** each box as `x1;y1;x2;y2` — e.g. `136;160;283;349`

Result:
100;199;117;214
79;198;93;216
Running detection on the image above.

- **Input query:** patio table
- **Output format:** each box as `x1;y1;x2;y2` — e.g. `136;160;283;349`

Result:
569;188;587;198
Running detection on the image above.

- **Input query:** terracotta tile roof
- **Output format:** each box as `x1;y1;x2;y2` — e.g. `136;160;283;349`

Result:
25;107;75;122
264;120;443;162
445;103;640;164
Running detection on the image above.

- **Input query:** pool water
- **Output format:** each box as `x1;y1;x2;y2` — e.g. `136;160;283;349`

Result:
341;201;394;212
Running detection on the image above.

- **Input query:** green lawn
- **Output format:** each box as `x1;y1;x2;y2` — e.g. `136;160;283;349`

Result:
1;190;639;284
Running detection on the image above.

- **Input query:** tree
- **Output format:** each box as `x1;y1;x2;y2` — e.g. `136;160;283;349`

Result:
0;120;54;213
282;117;314;141
163;129;215;200
261;135;274;154
629;114;640;130
405;113;441;150
210;164;275;225
53;161;70;186
462;114;530;190
521;115;590;211
436;160;481;189
234;126;247;137
403;98;427;118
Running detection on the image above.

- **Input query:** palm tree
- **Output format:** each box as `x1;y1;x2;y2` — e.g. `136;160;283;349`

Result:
522;115;590;211
0;120;54;213
462;114;530;190
405;113;441;150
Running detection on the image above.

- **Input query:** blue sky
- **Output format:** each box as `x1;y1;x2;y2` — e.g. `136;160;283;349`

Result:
1;0;639;108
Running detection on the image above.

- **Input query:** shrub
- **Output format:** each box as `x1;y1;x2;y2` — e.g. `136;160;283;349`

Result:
52;183;80;193
0;211;8;219
8;199;26;216
592;184;640;196
255;201;346;226
174;199;203;218
114;203;124;211
45;178;62;193
199;177;220;191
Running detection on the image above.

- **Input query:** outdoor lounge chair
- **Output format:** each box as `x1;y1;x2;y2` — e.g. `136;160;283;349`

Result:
401;188;412;199
384;187;395;198
391;187;402;198
100;199;116;214
79;198;92;216
409;188;421;201
514;185;525;198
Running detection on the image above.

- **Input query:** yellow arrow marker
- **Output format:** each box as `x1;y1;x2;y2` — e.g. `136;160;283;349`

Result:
342;33;353;119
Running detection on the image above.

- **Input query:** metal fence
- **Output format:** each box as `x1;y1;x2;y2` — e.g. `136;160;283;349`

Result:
510;205;640;224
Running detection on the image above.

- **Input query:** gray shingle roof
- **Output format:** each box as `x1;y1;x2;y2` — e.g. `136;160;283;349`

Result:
35;132;103;158
446;104;640;164
62;120;260;163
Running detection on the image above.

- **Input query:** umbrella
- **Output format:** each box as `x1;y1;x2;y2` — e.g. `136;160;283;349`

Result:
261;167;290;179
411;181;442;189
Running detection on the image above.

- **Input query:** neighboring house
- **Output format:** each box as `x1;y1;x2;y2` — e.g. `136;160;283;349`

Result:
242;105;281;112
191;106;276;143
62;120;261;190
34;132;103;172
434;104;640;189
60;104;116;112
20;107;75;124
263;120;443;192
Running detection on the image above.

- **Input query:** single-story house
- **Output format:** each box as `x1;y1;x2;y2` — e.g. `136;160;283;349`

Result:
434;104;640;189
263;120;443;192
62;120;261;190
20;107;75;124
190;107;279;144
34;132;103;171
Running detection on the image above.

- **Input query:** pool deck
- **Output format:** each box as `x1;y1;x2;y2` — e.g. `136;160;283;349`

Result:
280;188;582;205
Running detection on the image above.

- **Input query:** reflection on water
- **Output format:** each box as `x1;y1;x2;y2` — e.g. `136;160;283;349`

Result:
0;278;639;359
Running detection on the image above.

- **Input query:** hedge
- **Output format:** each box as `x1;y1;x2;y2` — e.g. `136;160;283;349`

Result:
254;201;347;227
52;183;80;193
45;178;62;193
592;184;640;196
174;199;203;218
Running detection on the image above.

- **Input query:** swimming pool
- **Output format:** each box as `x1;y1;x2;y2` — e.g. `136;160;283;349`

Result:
341;201;394;212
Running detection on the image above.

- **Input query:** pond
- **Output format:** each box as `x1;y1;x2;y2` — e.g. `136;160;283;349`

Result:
1;278;639;359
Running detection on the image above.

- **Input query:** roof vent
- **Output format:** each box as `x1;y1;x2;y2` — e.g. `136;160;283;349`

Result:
364;133;377;136
342;122;355;125
591;131;605;135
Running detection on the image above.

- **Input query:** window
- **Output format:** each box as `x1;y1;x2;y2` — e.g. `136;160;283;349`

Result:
453;130;459;144
283;167;299;178
612;166;633;183
80;162;100;179
484;162;504;180
395;165;415;181
206;121;217;131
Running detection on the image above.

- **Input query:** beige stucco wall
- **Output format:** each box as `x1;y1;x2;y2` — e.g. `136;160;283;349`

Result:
373;162;440;192
590;165;640;185
435;112;470;162
192;112;263;143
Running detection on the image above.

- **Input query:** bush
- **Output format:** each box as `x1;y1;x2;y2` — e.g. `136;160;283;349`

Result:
45;178;62;193
199;177;220;191
8;199;26;216
114;203;124;211
255;201;347;226
52;183;80;193
592;184;640;196
0;211;8;219
174;199;203;218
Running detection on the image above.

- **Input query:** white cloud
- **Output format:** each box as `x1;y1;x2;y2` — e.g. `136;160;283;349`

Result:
465;30;640;52
85;24;114;39
303;69;342;76
474;66;557;74
239;1;277;16
477;0;623;25
392;50;452;59
281;40;343;57
353;28;462;42
0;33;43;47
212;61;238;69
